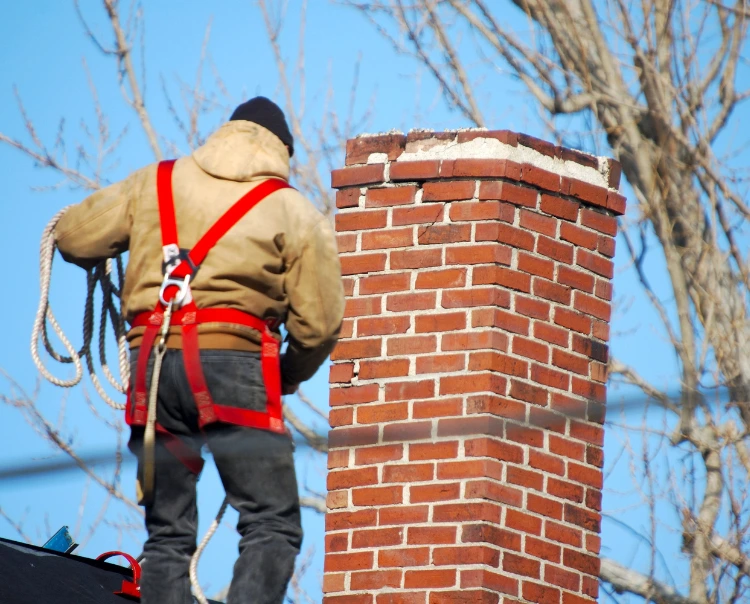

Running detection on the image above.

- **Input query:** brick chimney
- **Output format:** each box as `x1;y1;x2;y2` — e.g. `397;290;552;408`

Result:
325;129;625;604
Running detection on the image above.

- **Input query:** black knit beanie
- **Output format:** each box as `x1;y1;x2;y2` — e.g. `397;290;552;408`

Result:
229;97;294;157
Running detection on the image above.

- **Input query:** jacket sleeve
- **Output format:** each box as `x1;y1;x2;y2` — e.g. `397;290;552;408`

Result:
281;216;345;385
54;177;132;270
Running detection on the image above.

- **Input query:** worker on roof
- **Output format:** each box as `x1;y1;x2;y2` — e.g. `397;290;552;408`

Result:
53;97;345;604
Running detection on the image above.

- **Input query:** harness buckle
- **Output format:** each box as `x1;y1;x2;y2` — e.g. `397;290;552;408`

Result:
159;262;193;307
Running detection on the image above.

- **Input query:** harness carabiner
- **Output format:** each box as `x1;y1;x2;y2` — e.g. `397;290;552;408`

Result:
159;263;192;307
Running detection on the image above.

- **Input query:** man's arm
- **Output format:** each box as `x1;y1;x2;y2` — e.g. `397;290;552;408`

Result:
54;177;133;269
281;216;345;387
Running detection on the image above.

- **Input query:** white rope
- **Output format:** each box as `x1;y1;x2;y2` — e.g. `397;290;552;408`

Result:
31;209;129;410
34;209;227;600
190;497;229;604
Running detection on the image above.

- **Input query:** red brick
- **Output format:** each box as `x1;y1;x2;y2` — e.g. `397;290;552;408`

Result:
323;595;373;604
442;330;508;352
336;233;357;253
520;209;556;236
473;308;530;335
518;133;557;157
595;278;613;300
557;146;599;169
391;248;442;270
563;548;600;575
560;222;597;250
332;163;385;188
509;380;548;406
329;451;350;470
328;467;378;490
342;278;354;296
607;191;626;215
564;503;601;532
327;490;349;510
352;485;404;506
346;133;406;164
573;291;611;321
379;505;430;525
469;351;528;378
410;482;461;503
465;437;524;464
336;209;387;231
336;189;360;209
358;315;410;336
385;380;435;401
345;297;382;318
552;349;589;376
410;441;459;461
506;423;545;447
379;547;430;568
511;336;549;363
330;363;354;384
522;581;561;604
376;594;425;604
478;181;537;208
505;509;542;535
569;462;603;488
390;160;440;181
476;223;534;251
323;572;345;592
326;509;378;531
549;435;585;462
529;407;567;434
521;164;560;192
564;178;607;207
442;287;511;310
525;537;561;563
540;194;579;221
440;372;506;396
423;180;475;202
408;526;457;545
434;545;500;567
445;244;512;266
506;466;544;491
325;551;374;572
592;318;610;340
450;200;515;222
359;359;410;380
366;186;417;207
416;354;465;374
403;569;456;589
437;415;503;439
355;444;404;466
362;228;413;250
383;463;434;483
545;565;580;591
514;295;550;320
576;248;614;278
387;291;437;312
392;204;444;226
503;553;540;578
457;129;519;147
531;364;570;391
416;268;466;289
465;480;523;507
557;266;595;292
433;502;501;524
528;452;565;478
554;308;592;335
415;312;466;333
357;402;408;424
329;426;379;448
517;253;554;280
580;209;617;236
383;421;433;442
597;234;616;257
350;570;402;590
473;267;530;292
413;397;464;418
329;383;380;406
360;272;411;294
438;459;503;481
329;407;353;427
536;236;574;264
387;335;437;355
417;223;472;244
442;157;518;178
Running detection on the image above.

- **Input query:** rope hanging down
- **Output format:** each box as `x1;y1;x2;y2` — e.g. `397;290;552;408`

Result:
33;209;228;604
31;208;130;409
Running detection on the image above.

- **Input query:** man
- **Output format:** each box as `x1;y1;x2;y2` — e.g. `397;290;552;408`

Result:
54;97;345;604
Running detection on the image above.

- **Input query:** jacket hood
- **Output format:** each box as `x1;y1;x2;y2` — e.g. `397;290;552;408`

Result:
192;120;290;182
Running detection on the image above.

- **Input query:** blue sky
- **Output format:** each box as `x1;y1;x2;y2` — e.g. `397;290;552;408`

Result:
1;1;742;601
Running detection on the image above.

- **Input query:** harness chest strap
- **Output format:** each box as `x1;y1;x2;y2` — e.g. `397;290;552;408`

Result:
126;160;291;441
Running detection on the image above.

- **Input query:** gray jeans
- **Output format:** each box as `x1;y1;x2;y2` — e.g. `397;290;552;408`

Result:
128;349;303;604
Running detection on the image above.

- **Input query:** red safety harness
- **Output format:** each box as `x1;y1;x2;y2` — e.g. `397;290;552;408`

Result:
126;160;291;471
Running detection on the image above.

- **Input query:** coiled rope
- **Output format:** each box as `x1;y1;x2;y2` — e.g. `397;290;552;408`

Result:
32;209;228;603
